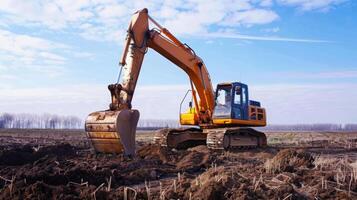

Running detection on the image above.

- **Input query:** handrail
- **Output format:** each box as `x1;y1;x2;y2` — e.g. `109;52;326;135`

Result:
179;89;192;118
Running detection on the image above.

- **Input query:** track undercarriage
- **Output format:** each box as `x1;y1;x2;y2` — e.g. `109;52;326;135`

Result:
153;128;206;149
154;127;267;150
206;128;267;150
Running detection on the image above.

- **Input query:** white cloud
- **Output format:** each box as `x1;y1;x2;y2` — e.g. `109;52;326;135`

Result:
205;40;214;44
222;9;279;26
0;74;17;80
162;1;226;35
259;0;273;7
275;70;357;79
1;83;356;124
71;52;95;59
262;27;280;33
315;70;357;78
0;28;70;77
0;29;68;52
250;83;357;124
0;0;281;41
277;0;347;11
39;52;66;64
201;32;330;43
0;28;95;79
0;0;94;29
96;4;129;19
0;0;346;42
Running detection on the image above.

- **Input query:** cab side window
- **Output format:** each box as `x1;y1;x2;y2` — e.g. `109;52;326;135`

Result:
242;87;247;104
217;87;231;106
234;86;241;105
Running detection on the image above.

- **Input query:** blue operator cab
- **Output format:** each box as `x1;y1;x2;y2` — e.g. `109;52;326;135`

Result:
212;82;266;127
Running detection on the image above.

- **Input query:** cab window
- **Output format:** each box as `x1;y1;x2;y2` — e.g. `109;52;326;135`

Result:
242;87;247;104
217;86;231;106
214;85;232;117
234;86;241;105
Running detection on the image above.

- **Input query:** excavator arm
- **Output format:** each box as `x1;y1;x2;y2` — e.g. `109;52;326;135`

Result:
118;8;215;124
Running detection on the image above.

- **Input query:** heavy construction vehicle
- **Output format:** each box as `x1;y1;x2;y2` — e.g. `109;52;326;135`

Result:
85;8;267;156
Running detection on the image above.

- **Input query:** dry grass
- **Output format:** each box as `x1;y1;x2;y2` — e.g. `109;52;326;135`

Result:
266;131;357;148
314;156;357;185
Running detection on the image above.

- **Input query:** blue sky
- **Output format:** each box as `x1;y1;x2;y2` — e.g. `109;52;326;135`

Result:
0;0;356;124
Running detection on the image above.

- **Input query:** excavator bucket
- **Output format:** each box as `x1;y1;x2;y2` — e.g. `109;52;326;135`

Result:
85;109;139;155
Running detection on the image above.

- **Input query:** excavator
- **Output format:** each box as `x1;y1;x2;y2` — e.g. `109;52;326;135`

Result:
85;8;267;156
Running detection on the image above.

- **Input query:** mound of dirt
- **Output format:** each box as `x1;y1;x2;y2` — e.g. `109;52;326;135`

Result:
1;180;96;200
164;166;234;200
176;145;210;172
165;165;307;200
0;143;77;166
137;144;172;163
265;149;314;173
188;167;236;200
36;143;77;158
137;144;211;173
0;145;35;165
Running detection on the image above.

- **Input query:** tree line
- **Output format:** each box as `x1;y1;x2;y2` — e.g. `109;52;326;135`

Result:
260;124;357;131
0;113;82;129
0;113;356;131
0;113;180;130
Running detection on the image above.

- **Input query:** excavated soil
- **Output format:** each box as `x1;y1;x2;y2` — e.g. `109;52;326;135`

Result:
0;130;357;199
264;149;315;173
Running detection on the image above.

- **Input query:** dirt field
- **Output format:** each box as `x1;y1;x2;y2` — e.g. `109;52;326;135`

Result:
0;129;356;200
